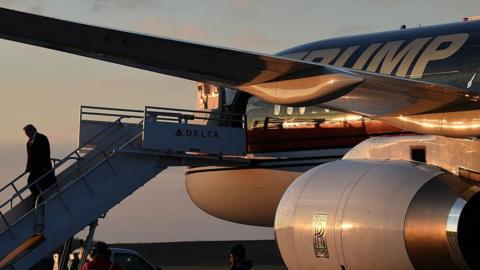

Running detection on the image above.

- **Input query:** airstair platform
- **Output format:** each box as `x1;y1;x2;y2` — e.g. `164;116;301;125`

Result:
0;106;248;269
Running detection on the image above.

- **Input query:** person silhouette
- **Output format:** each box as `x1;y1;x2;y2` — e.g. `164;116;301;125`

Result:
80;241;122;270
230;244;252;270
23;124;57;200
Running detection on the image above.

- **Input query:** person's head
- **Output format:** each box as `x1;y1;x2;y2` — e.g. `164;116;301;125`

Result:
230;244;246;265
23;124;37;138
90;241;110;261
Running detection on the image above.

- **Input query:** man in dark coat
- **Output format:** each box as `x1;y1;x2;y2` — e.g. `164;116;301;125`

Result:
24;124;57;199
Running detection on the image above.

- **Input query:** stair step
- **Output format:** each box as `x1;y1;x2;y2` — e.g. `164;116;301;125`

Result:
0;233;44;268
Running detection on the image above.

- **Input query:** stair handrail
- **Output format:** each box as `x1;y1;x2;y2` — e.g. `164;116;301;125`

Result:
0;115;138;213
0;172;27;200
32;128;145;235
33;128;145;210
0;123;144;268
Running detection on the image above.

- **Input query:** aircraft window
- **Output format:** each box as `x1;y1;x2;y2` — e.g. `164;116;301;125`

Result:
224;88;237;106
274;104;281;116
246;96;365;130
114;253;154;270
287;107;294;115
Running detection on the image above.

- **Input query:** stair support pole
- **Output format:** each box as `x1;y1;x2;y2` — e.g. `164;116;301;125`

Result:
78;220;98;268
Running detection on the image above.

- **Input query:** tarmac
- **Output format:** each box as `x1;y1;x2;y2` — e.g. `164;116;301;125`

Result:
111;240;287;270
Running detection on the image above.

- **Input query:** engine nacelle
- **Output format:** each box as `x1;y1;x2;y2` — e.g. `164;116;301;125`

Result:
275;159;480;270
185;167;298;226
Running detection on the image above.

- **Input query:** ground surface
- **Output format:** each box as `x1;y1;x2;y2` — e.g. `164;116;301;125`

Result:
110;240;286;269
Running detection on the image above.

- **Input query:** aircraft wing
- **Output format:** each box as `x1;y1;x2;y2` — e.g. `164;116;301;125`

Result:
0;7;474;117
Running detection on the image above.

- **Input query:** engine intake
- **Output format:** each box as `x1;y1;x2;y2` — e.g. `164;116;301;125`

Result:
274;159;479;270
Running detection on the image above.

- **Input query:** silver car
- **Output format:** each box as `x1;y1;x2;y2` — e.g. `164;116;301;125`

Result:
109;248;161;270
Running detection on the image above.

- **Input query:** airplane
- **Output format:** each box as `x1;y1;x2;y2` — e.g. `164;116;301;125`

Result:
1;6;480;270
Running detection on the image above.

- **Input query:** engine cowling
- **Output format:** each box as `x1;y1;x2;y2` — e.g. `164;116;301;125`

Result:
275;159;480;270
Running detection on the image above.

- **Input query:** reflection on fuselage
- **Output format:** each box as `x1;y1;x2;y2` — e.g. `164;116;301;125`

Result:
245;96;410;153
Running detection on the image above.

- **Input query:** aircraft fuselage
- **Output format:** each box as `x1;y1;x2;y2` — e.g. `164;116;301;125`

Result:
278;21;480;91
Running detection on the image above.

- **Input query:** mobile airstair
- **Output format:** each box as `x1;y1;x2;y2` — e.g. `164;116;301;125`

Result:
0;106;248;269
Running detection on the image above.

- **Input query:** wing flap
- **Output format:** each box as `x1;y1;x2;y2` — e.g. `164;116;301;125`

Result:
323;70;472;117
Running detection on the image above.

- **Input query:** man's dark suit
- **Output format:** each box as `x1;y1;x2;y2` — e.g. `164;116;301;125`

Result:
26;132;57;198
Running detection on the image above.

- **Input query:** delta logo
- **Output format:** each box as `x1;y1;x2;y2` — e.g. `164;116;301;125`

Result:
175;128;219;139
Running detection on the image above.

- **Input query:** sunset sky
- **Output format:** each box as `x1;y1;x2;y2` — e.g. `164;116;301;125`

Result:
0;0;479;243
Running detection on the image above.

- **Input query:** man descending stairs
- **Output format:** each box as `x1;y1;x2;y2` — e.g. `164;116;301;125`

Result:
0;106;247;269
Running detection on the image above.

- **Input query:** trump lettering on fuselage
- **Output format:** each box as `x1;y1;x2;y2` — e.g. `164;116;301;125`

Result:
302;33;469;78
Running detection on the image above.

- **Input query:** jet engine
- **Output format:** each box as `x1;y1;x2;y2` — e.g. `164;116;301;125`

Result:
275;159;480;270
